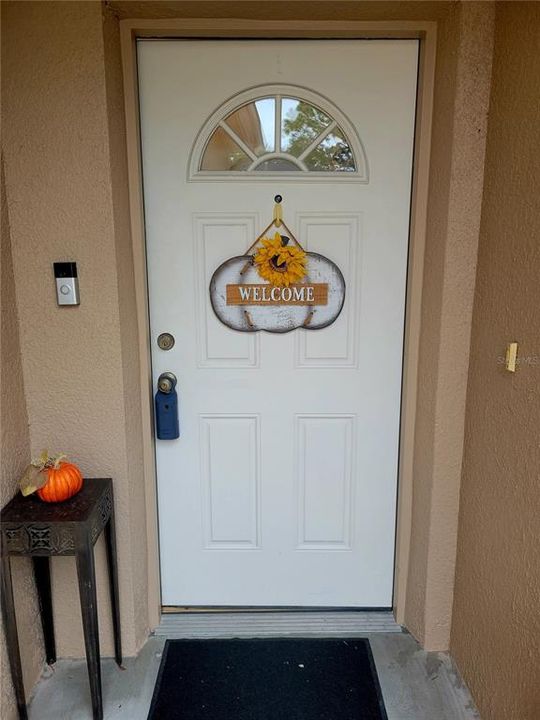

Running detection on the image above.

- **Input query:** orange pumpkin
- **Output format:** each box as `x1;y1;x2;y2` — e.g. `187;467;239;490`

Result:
37;462;83;503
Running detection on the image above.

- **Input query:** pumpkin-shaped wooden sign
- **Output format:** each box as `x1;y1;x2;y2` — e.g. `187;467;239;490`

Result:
210;228;346;334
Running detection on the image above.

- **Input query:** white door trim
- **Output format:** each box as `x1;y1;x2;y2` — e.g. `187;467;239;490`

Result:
119;19;437;630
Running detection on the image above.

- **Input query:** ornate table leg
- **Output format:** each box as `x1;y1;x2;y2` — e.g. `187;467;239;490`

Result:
104;506;122;666
1;550;28;720
75;531;103;720
32;557;56;664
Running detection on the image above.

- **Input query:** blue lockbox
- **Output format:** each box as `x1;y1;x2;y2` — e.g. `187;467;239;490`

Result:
155;373;180;439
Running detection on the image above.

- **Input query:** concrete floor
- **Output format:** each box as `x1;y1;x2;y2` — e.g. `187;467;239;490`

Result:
27;632;480;719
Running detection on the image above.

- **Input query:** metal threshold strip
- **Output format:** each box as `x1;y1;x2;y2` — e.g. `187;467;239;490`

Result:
154;610;402;639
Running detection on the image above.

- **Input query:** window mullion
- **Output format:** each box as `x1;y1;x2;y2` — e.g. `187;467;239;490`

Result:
298;120;337;162
274;95;282;153
219;121;257;161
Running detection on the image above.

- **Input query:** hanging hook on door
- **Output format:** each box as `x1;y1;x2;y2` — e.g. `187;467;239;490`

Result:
273;194;283;227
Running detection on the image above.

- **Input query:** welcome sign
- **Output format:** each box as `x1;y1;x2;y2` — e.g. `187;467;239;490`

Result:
209;205;345;333
210;249;344;333
226;283;328;306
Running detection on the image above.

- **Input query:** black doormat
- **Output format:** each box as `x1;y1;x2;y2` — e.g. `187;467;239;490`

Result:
148;638;388;720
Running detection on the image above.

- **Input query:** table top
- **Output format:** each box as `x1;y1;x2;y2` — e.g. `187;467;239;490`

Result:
1;478;111;526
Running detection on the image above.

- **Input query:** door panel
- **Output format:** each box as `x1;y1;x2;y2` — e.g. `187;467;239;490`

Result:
138;40;418;606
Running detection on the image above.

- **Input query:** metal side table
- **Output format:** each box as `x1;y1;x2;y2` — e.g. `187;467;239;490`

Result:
1;478;122;720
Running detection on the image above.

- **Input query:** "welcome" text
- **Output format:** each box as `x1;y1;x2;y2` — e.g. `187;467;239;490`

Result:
226;283;328;306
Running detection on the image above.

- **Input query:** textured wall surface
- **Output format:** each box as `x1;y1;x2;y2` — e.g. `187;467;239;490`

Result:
404;1;494;649
1;0;148;674
109;0;453;22
450;3;540;718
102;3;151;648
0;162;44;720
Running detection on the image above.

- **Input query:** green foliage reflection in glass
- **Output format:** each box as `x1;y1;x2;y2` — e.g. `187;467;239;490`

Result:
305;127;356;172
281;98;331;155
200;95;357;173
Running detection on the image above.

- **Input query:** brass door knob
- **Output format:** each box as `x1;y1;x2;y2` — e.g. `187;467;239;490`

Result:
157;372;177;394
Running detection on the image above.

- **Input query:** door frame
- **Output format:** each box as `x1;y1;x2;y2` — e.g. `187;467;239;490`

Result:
119;19;436;630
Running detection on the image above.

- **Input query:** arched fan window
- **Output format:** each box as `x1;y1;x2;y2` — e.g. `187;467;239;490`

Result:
189;85;368;181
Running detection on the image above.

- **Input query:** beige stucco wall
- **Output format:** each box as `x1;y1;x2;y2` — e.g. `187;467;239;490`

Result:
450;3;540;718
1;160;44;720
0;1;500;713
1;0;148;670
404;0;495;649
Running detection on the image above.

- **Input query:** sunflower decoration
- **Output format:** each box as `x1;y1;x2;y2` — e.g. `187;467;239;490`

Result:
253;232;307;287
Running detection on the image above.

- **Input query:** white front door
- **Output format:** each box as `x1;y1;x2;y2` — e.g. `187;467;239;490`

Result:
138;40;418;607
